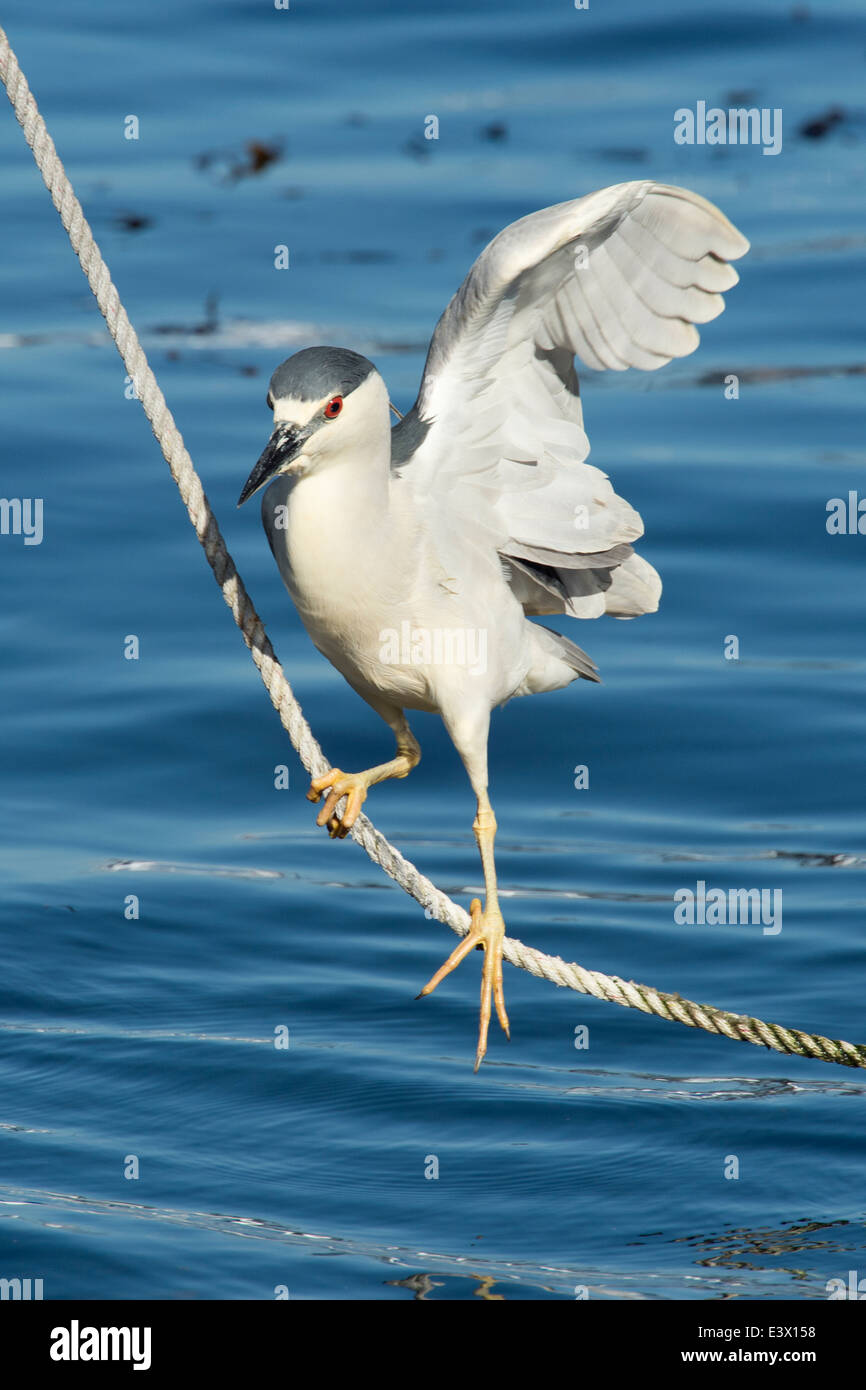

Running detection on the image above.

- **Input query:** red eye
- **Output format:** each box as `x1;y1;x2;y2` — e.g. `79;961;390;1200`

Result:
324;396;343;419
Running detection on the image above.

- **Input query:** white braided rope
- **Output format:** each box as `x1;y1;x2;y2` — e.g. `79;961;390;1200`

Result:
4;24;864;1069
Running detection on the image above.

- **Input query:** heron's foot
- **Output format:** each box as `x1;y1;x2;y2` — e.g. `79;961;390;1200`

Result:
416;897;510;1070
306;768;368;839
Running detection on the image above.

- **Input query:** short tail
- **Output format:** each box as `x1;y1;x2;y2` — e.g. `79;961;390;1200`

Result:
538;624;601;683
513;621;601;698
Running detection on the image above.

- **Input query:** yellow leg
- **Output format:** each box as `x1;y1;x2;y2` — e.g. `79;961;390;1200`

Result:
306;724;420;839
417;789;510;1070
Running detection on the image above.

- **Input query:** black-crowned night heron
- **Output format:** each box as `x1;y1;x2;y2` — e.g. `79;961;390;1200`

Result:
238;180;748;1069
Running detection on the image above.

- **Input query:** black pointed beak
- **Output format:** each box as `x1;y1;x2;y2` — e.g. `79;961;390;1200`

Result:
237;422;308;507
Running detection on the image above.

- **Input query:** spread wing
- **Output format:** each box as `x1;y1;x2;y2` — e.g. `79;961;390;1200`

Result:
392;181;748;618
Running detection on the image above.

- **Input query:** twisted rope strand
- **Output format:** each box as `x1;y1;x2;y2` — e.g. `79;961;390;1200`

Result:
3;25;863;1070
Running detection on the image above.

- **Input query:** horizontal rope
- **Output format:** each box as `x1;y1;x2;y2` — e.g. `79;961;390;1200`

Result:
3;23;864;1071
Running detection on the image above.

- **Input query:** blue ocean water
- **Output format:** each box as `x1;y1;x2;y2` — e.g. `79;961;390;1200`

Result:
1;0;865;1300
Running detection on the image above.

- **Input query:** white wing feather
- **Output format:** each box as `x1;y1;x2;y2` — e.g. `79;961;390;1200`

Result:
394;181;748;617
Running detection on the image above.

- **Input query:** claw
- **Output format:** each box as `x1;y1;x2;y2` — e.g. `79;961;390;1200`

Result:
417;897;510;1069
306;769;368;838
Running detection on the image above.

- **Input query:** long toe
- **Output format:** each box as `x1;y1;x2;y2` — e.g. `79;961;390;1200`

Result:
474;913;509;1069
307;768;343;804
310;770;368;837
416;922;480;999
337;785;366;836
417;898;510;1069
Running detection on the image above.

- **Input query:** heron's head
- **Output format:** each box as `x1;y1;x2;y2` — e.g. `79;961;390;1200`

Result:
237;346;387;505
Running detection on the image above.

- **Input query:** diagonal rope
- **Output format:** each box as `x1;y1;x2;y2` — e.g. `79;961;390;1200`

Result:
3;24;864;1071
